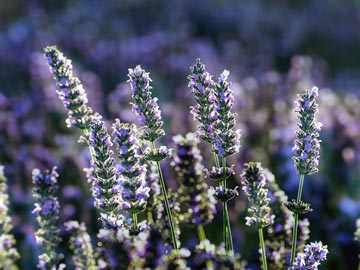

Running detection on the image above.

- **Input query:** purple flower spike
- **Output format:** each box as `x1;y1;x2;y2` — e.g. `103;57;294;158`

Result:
241;162;274;228
289;241;328;270
32;167;64;270
292;86;322;175
43;46;94;131
112;119;150;215
128;65;165;142
172;133;216;225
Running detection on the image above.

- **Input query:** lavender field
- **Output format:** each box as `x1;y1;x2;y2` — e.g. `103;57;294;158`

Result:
1;1;360;270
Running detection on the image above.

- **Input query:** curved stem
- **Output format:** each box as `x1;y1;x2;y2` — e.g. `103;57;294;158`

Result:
258;228;268;270
152;142;179;253
290;174;305;266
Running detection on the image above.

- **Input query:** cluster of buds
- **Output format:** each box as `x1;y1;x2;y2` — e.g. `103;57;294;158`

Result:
188;59;241;157
289;242;328;270
172;133;216;225
127;65;165;142
44;46;93;131
89;119;118;216
64;221;97;270
292;86;322;175
32;167;65;270
112;119;150;215
241;162;274;228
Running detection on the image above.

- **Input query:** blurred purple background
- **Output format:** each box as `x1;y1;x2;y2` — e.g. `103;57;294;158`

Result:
1;1;360;269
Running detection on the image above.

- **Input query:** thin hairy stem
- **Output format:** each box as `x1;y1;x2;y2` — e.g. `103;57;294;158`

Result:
221;157;234;257
132;213;138;230
258;228;268;270
152;142;179;253
290;174;305;266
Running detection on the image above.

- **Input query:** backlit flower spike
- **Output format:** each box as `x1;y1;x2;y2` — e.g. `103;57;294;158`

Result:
0;165;20;270
241;162;274;228
32;167;65;270
89;119;118;216
188;58;218;144
172;133;216;226
44;46;94;131
112;119;150;215
65;221;97;270
292;86;322;175
289;241;328;270
127;65;165;142
213;69;241;157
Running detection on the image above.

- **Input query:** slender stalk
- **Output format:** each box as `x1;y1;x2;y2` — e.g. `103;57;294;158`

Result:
151;142;179;253
290;174;305;266
147;210;154;222
258;228;268;270
221;157;234;257
132;213;138;230
197;225;214;269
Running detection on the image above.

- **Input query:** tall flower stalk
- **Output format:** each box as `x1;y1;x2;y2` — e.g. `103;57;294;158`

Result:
241;162;274;270
0;165;19;270
289;86;321;265
127;65;178;252
32;167;65;270
189;59;240;257
43;46;119;225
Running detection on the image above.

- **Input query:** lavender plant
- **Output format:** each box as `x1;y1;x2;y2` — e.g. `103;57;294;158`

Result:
0;165;19;270
32;167;65;270
241;162;274;270
41;46;331;270
127;65;178;252
288;86;322;265
64;221;97;270
188;59;241;257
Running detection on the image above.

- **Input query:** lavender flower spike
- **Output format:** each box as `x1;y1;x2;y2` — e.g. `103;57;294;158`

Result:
289;241;328;270
112;119;150;215
292;86;322;175
172;133;216;226
188;58;217;144
213;69;241;157
127;65;165;142
89;119;118;218
241;162;274;228
32;167;65;270
0;165;19;270
65;221;97;270
44;46;94;130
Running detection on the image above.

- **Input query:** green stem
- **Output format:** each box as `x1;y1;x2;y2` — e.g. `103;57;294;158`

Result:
132;213;138;230
152;142;179;253
290;174;305;266
222;157;234;257
258;228;268;270
147;210;154;223
197;225;214;269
